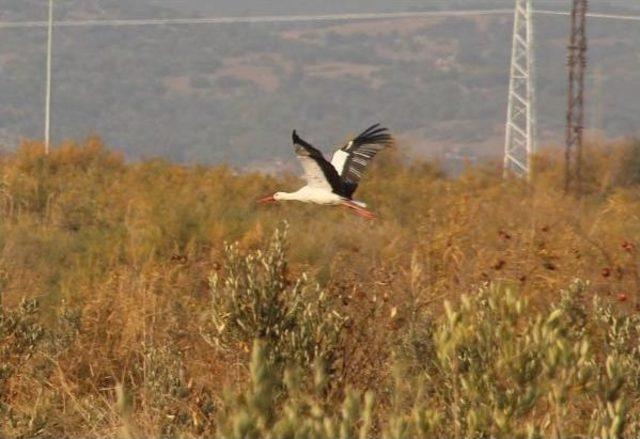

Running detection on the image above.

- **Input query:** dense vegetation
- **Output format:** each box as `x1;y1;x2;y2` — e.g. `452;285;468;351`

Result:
1;137;639;437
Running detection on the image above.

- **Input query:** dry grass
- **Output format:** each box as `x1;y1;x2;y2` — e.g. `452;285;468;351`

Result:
0;137;639;437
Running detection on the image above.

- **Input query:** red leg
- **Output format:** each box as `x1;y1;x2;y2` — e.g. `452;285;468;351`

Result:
341;200;377;220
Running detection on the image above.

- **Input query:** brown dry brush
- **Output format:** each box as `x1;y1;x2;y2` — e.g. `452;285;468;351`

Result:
0;137;639;437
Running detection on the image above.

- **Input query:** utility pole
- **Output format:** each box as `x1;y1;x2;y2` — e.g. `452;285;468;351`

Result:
504;0;537;180
590;64;603;133
44;0;53;154
565;0;588;194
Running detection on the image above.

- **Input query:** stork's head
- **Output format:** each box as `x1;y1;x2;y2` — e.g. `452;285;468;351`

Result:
257;192;284;204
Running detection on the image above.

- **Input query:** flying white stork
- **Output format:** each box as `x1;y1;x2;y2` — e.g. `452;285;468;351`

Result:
258;124;393;219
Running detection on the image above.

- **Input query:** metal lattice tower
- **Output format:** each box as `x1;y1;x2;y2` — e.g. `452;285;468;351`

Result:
504;0;537;179
565;0;588;194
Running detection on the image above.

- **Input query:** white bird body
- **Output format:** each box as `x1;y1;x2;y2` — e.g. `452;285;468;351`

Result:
274;186;345;204
274;187;368;207
259;124;392;219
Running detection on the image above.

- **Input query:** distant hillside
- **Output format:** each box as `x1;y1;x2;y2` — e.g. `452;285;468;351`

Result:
1;1;640;168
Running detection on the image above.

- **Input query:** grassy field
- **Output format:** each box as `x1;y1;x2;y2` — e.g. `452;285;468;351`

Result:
1;137;640;438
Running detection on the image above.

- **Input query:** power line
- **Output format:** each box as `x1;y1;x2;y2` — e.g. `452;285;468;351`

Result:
537;9;640;21
0;10;513;29
1;9;639;30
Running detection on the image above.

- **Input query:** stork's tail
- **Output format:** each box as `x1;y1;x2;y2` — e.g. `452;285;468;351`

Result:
352;200;367;208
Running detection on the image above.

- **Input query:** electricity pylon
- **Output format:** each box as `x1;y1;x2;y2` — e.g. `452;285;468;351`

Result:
565;0;588;194
503;0;537;179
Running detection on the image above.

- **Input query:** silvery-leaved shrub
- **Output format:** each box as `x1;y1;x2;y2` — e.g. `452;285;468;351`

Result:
393;282;599;438
201;225;346;370
0;298;45;389
216;340;374;439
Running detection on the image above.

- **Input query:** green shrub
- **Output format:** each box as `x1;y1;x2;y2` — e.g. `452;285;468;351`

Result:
214;281;638;438
0;298;45;390
216;340;374;439
201;225;346;370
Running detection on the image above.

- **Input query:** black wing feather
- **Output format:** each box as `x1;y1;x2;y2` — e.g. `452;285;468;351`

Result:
331;124;393;197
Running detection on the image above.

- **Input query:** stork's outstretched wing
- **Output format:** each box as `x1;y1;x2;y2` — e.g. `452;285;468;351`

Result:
330;124;393;197
292;130;342;192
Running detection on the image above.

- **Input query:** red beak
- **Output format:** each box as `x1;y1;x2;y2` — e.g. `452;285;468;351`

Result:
257;194;276;204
